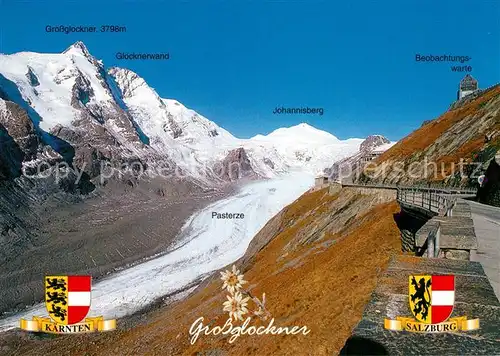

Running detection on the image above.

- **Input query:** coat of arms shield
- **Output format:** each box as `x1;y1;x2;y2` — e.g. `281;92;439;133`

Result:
45;275;91;325
409;275;455;324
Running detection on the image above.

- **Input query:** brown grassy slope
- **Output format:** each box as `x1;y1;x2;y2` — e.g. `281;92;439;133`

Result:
4;188;401;356
363;86;500;184
379;86;500;162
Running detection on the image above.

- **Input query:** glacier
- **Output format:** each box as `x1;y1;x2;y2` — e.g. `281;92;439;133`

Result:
0;41;367;331
0;173;314;331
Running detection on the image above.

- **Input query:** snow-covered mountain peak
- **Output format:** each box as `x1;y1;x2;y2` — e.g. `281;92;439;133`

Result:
108;67;154;100
161;98;236;144
243;123;362;176
105;65;241;181
252;122;340;145
62;41;106;81
0;45;117;131
107;66;236;148
62;41;92;58
294;122;322;131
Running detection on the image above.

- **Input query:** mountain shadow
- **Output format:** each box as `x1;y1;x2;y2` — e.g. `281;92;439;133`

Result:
0;123;23;179
0;74;75;164
0;74;95;193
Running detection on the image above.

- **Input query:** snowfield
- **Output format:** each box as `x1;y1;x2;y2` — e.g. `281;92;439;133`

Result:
0;173;314;331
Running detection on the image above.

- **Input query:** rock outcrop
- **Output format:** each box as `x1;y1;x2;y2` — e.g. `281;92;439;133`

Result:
478;153;500;207
0;99;62;179
214;147;257;182
359;134;390;153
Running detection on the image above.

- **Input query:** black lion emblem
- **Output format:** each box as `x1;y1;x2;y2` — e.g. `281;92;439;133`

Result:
410;276;431;321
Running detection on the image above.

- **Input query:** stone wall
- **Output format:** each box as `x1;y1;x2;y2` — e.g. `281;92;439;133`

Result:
328;182;342;195
395;208;430;252
414;200;477;260
343;256;500;355
310;182;329;192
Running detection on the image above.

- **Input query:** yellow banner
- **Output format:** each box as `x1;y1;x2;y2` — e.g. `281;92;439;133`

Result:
384;316;479;333
20;316;116;334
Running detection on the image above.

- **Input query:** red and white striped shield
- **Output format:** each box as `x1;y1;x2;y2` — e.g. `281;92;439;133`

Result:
409;275;455;324
45;275;91;325
430;275;455;324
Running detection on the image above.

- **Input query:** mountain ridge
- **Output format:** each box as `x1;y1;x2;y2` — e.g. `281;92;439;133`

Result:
0;41;369;184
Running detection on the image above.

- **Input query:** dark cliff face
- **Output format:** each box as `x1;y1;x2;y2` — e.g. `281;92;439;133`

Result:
478;155;500;207
0;101;70;279
214;147;257;182
0;98;102;189
1;43;153;184
0;101;38;153
56;66;149;179
0;100;56;180
0;123;23;179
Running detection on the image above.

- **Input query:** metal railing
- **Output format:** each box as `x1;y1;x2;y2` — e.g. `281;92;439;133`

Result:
396;187;456;216
340;182;478;259
396;188;453;258
342;182;477;196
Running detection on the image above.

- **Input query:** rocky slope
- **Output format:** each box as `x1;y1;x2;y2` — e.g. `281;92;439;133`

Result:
0;99;64;179
325;134;394;182
0;99;225;315
0;186;402;355
358;85;500;188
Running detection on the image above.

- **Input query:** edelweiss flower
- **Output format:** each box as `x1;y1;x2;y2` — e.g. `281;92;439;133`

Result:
220;265;247;293
223;292;250;321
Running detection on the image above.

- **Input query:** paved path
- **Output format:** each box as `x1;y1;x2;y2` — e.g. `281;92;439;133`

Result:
468;200;500;300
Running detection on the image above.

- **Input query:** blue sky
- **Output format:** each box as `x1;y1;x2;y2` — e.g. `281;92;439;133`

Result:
1;0;499;141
